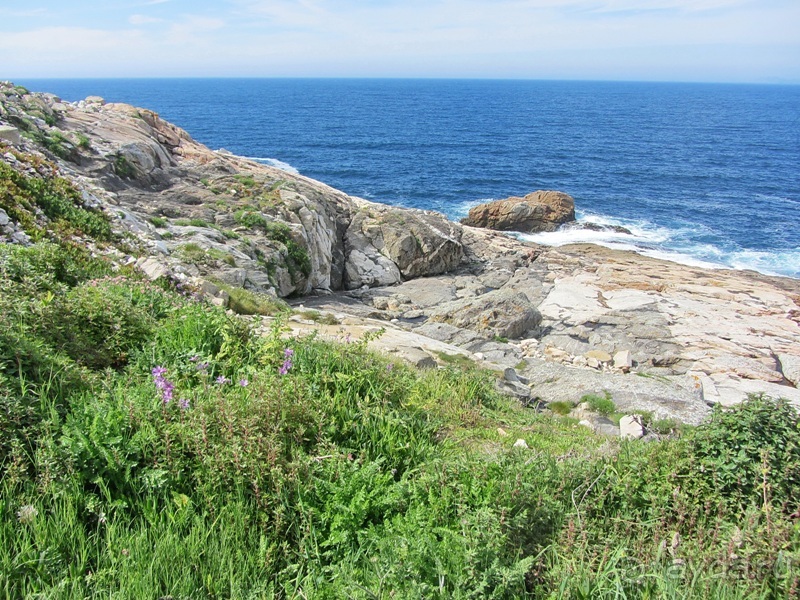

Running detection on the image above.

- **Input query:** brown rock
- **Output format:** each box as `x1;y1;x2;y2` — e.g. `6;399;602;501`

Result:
461;190;576;233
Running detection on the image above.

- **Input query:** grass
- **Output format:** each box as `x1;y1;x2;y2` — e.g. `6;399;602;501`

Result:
581;391;616;416
294;308;340;325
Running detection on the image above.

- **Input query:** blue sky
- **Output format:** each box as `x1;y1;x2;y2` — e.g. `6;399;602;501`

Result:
1;0;798;83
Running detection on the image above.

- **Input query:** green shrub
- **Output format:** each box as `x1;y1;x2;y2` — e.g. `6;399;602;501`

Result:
548;400;573;415
688;395;800;511
0;159;112;240
113;154;136;179
148;216;168;228
581;391;615;416
225;286;288;316
75;132;91;149
41;278;168;369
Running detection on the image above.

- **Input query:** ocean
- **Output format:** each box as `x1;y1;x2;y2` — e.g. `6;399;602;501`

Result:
17;78;800;278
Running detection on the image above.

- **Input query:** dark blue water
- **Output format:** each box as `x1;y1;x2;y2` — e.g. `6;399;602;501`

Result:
18;78;800;277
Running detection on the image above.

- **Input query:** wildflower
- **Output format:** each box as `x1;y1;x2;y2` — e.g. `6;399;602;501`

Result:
16;504;37;524
284;348;294;358
386;363;394;372
196;362;209;372
215;375;230;385
179;398;191;410
238;378;249;387
152;366;174;404
344;333;352;344
189;355;199;362
278;359;293;376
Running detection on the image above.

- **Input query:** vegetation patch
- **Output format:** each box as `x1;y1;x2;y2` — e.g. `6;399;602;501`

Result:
581;390;616;416
0;156;112;241
0;243;798;598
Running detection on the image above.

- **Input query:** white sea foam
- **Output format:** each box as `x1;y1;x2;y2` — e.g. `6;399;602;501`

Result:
241;156;300;175
518;211;800;278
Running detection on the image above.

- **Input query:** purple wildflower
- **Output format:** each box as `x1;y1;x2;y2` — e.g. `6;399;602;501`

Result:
196;362;209;372
238;378;249;387
152;366;174;404
386;363;394;372
178;398;190;411
215;375;230;385
189;355;199;362
278;359;293;376
284;348;294;358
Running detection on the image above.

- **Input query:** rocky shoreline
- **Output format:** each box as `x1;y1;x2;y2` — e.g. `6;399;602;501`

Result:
2;81;799;431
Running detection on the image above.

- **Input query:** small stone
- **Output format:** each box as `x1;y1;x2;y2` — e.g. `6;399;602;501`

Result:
572;355;588;367
497;427;508;437
587;357;600;369
619;415;644;439
513;438;529;449
585;350;612;363
0;208;9;227
503;367;519;382
578;419;594;430
614;350;633;370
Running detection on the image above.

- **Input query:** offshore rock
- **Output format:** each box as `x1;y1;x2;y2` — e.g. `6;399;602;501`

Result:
461;190;576;233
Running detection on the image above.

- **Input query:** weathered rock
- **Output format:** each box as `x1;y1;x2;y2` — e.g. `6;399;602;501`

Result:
513;439;529;449
429;290;542;340
0;125;21;145
344;201;463;287
461;190;575;233
778;354;800;387
586;350;613;363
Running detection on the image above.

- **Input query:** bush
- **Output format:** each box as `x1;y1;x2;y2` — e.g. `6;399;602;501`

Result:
688;394;800;511
41;278;166;369
581;391;615;416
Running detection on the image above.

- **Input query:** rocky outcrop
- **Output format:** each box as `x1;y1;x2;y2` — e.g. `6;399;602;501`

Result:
0;82;465;297
344;200;464;289
461;190;575;232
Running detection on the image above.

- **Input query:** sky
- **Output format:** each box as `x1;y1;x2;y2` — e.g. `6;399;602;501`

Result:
1;0;798;84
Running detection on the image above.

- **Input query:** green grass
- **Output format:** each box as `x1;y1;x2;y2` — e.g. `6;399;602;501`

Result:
0;244;798;596
581;391;616;416
294;308;340;325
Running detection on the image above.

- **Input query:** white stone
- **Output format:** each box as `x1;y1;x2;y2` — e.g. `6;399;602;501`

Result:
614;350;633;370
513;438;529;449
619;415;644;439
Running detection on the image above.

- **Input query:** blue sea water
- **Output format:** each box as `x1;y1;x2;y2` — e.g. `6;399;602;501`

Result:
17;78;800;278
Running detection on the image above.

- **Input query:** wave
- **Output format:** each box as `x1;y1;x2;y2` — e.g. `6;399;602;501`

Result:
519;211;800;279
240;156;300;175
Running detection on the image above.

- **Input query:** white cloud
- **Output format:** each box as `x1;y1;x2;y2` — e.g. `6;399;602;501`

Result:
129;14;163;25
0;0;797;81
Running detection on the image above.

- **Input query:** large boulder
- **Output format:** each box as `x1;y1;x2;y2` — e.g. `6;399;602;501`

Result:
344;201;464;289
461;190;575;233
